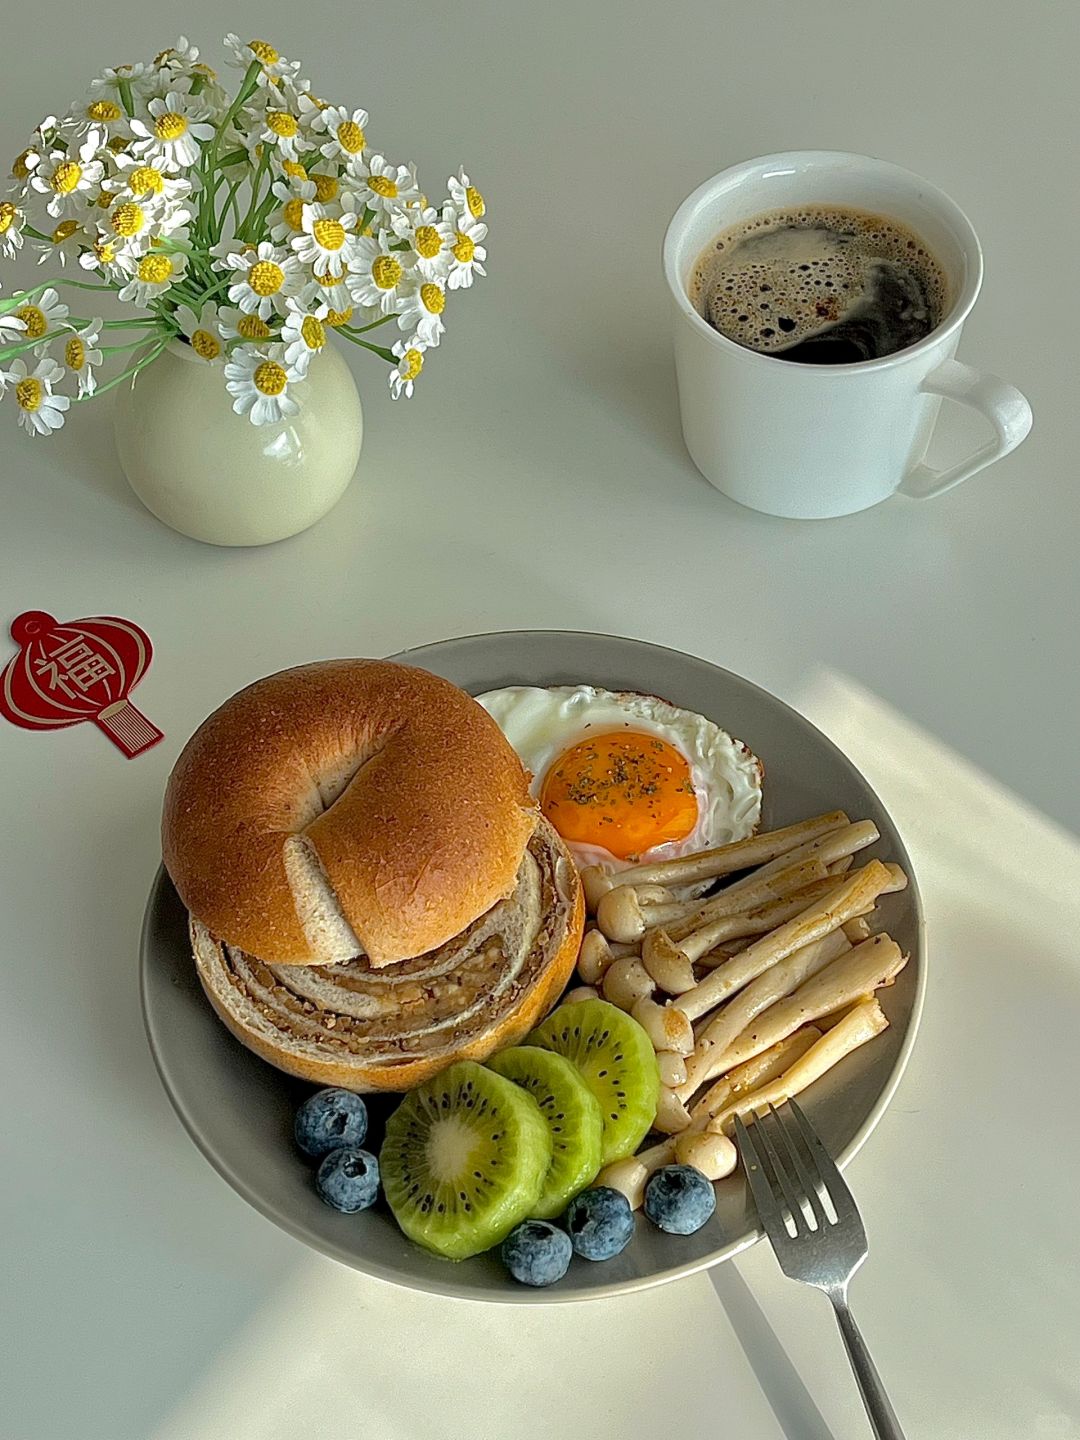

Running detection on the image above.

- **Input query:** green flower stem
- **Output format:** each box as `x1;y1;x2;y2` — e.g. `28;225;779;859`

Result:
24;225;51;243
118;78;135;117
75;339;168;401
333;330;396;364
237;151;272;240
214;148;249;170
99;338;166;355
339;314;396;336
206;61;260;176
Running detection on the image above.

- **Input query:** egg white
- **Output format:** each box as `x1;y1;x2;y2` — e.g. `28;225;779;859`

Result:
476;685;763;873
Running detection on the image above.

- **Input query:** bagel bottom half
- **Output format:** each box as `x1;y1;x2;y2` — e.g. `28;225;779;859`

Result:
192;817;584;1092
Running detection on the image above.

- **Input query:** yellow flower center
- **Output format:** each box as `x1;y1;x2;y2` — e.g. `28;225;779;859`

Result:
237;313;271;340
371;255;403;290
420;282;446;315
0;201;16;234
15;377;42;412
51;161;82;195
52;220;79;243
300;315;326;350
248;40;280;64
281;159;307;180
336;120;365;154
414;225;442;259
93;238;116;264
16;305;47;339
110;202;144;236
401;348;423;381
193;63;217;79
249;259;285;296
96;190;113;208
154;111;189;142
87;99;122;122
266;110;298;138
466;185;485;218
191;328;221;360
314;265;346;288
323;306;352;327
12;149;33;180
367;174;397;199
282;198;305;231
107;135;130;153
310;172;338;202
64;336;86;370
254;360;287;396
452;232;476;264
137;253;172;284
312;217;346;251
129;166;164;196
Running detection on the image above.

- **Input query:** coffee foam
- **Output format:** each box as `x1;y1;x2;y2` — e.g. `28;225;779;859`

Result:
690;205;948;355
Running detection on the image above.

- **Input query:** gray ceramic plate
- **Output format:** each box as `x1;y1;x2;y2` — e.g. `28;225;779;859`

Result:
141;631;924;1303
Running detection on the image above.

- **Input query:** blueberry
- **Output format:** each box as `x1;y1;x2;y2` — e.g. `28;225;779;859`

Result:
294;1088;368;1158
315;1146;380;1212
564;1186;635;1261
501;1220;573;1287
643;1164;716;1235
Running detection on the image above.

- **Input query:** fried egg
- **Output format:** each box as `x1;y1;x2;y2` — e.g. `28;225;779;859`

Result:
476;685;763;873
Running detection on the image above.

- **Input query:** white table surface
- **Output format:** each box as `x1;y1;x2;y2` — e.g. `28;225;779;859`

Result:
2;4;1077;1438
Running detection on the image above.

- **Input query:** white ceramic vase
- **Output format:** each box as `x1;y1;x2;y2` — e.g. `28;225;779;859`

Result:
113;340;363;546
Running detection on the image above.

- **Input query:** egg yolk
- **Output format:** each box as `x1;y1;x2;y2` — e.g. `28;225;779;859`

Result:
540;731;698;860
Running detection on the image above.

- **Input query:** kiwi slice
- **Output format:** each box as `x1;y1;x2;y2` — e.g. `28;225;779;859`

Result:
487;1046;604;1219
381;1061;552;1261
529;999;660;1165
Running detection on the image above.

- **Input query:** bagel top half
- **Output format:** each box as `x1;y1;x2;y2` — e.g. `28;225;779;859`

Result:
162;659;539;967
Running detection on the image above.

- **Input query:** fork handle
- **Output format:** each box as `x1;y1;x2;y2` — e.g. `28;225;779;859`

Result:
829;1294;907;1440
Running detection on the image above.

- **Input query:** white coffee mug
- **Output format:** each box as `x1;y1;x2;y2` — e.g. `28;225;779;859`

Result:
663;152;1033;519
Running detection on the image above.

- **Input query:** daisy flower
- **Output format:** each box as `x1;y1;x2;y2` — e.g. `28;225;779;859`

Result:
257;106;304;162
443;205;488;290
174;300;223;363
224;344;303;426
116;249;187;306
217;305;276;344
223;240;303;319
130;91;214;169
79;233;123;274
11;287;68;343
280;299;328;372
0;197;26;258
353;155;420;218
9;146;41;187
153;37;201;71
0;308;26;343
394;278;446;346
31;132;106;219
37;219;84;267
108;153;192;205
388;336;428;400
316;106;369;166
8;356;69;436
302;263;353;314
68;95;130;138
346;233;412;314
268;178;316;245
292;86;331;139
89;63;149;100
223;36;301;86
391;202;453;281
61;319;103;397
291;200;359;269
448;167;486;222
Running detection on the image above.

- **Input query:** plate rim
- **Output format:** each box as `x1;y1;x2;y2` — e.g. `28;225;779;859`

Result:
141;628;926;1304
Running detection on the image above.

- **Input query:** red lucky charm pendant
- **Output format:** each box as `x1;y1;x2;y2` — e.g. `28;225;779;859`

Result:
0;610;163;758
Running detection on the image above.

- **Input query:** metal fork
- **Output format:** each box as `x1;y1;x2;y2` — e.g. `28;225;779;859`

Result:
734;1100;906;1440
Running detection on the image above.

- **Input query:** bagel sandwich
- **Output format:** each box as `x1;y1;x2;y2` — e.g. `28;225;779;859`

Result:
163;660;584;1091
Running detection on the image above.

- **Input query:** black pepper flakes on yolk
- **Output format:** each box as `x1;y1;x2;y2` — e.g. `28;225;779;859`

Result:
539;731;698;859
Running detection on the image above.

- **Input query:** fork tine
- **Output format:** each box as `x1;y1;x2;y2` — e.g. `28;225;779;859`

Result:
768;1103;829;1230
734;1115;789;1238
750;1107;806;1235
786;1098;858;1220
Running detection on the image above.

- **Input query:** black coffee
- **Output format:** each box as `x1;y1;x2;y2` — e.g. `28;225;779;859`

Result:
690;205;948;364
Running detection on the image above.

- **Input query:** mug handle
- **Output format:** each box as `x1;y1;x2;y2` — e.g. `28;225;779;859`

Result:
898;358;1033;500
